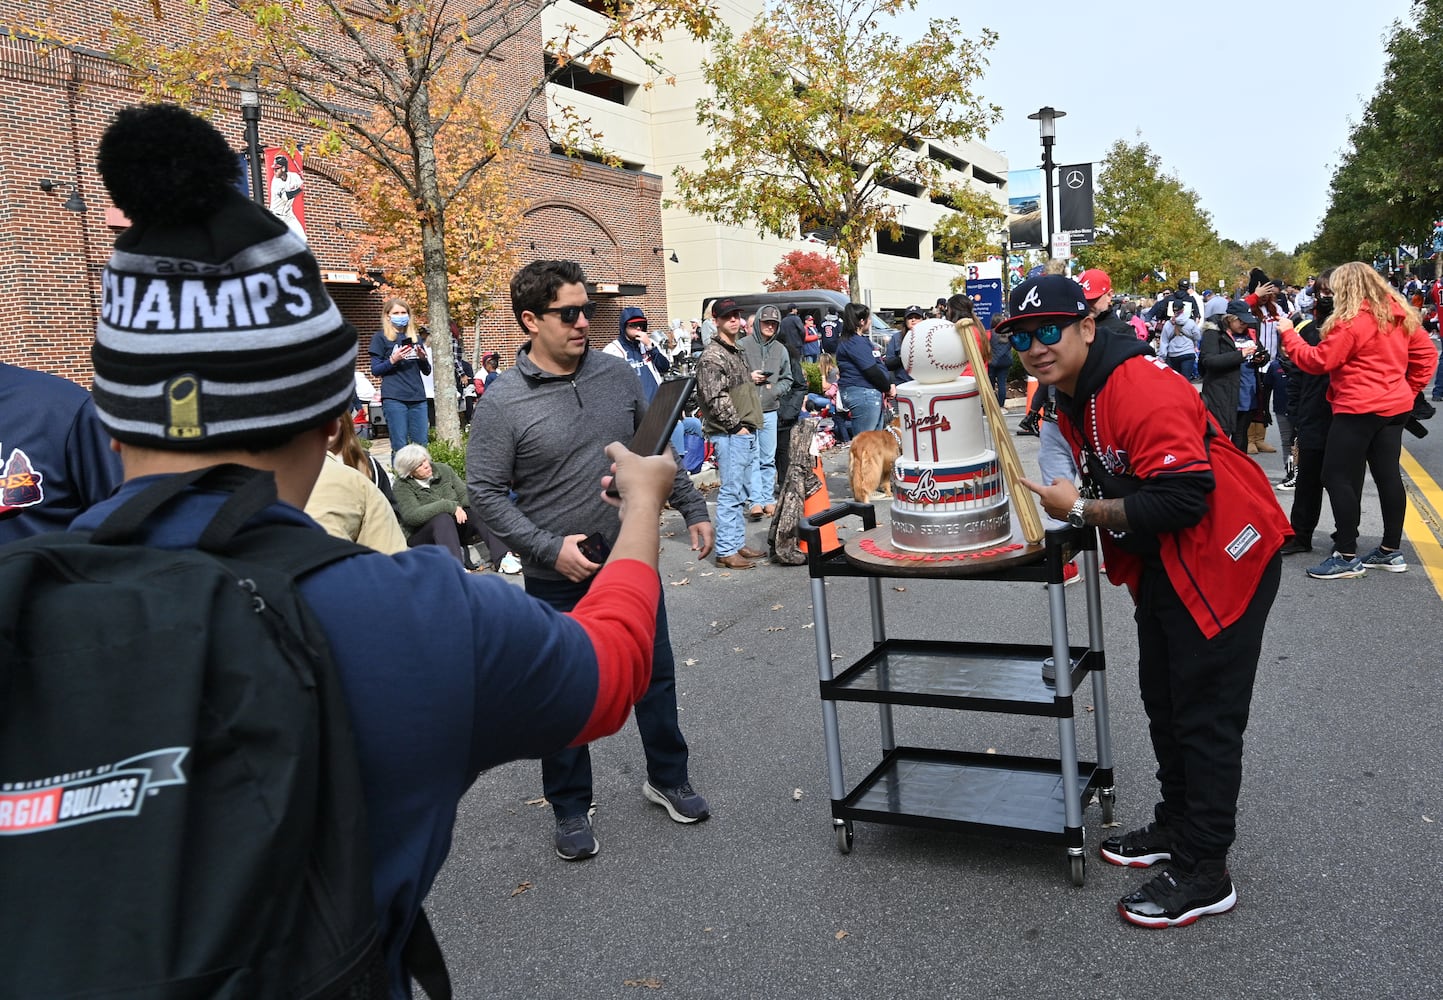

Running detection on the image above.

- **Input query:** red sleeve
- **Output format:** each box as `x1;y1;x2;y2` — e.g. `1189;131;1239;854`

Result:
565;558;661;746
1282;320;1360;376
1406;327;1438;395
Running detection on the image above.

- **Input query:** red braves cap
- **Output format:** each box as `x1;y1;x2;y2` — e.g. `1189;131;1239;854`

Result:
1077;269;1112;301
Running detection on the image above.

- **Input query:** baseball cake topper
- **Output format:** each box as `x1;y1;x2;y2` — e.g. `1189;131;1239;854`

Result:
901;318;967;384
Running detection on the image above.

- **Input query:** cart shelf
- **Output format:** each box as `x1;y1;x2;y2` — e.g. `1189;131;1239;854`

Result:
822;638;1101;716
838;747;1101;844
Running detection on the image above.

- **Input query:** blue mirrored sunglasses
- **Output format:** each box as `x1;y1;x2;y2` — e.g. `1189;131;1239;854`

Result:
1008;323;1067;352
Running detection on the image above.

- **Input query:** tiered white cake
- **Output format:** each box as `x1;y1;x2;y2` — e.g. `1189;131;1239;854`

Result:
890;319;1012;552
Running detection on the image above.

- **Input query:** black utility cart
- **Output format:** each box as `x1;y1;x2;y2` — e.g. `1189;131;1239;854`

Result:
798;502;1115;885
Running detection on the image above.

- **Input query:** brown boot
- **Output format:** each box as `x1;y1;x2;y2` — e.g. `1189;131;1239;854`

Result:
1246;422;1263;454
737;546;767;559
716;553;756;569
1250;422;1277;453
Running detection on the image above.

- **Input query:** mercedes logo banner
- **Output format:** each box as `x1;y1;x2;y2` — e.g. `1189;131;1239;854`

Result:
1058;162;1094;245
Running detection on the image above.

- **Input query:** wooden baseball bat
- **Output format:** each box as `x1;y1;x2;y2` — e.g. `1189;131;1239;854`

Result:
955;318;1045;544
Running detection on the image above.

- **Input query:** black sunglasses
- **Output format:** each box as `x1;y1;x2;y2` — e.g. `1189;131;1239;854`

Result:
538;301;598;324
1008;322;1069;352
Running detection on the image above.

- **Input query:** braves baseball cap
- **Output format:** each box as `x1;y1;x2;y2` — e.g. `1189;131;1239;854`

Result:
904;304;926;319
756;304;782;324
995;275;1090;334
711;297;742;318
1076;269;1112;301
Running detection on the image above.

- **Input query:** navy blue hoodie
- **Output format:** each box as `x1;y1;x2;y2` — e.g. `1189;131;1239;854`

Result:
602;307;671;402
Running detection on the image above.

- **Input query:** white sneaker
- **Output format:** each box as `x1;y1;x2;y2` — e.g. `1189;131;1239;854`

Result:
499;552;523;575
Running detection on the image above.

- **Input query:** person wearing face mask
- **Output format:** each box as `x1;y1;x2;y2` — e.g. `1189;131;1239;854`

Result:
1278;262;1438;579
1277;268;1335;556
368;297;431;453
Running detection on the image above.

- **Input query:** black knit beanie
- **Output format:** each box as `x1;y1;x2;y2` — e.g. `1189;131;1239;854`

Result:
91;104;355;451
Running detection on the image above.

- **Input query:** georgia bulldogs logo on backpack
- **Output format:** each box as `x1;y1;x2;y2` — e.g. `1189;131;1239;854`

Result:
0;748;188;835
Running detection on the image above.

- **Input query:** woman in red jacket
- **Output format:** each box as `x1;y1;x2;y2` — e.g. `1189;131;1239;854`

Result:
1279;262;1437;579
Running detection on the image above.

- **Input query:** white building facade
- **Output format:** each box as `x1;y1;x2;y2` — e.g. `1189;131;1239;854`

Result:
542;0;1009;324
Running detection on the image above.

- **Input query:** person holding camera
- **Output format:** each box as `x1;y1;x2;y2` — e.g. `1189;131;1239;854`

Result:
1200;302;1264;452
467;260;715;862
368;298;431;453
1159;299;1201;380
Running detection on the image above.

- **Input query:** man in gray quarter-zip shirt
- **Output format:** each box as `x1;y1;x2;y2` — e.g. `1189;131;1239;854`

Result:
467;259;715;863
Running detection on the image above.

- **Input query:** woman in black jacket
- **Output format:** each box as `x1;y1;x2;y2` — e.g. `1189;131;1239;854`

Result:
1278;268;1335;555
1199;305;1260;451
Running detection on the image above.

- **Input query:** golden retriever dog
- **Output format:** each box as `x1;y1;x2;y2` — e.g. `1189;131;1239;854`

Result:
848;427;901;502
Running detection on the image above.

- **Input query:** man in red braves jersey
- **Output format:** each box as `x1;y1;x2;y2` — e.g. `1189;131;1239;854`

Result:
1004;274;1291;930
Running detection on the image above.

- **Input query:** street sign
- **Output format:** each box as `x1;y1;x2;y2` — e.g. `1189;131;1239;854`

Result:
965;260;1005;329
1050;232;1071;259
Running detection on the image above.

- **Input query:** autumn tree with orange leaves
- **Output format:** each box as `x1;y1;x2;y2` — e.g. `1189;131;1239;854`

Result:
763;250;847;293
346;75;525;368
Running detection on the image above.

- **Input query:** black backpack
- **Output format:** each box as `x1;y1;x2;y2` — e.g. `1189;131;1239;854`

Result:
0;465;446;998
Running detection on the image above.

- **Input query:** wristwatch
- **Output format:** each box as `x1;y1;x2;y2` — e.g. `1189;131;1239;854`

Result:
1066;497;1088;528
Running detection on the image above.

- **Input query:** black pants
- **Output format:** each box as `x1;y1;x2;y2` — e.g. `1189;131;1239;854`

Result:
775;419;796;490
1135;554;1281;864
408;506;504;566
1231;411;1250;452
524;575;689;819
1290;446;1327;546
1321;412;1406;554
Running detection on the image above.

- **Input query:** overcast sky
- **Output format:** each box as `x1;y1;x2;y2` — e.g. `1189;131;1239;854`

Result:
895;1;1415;251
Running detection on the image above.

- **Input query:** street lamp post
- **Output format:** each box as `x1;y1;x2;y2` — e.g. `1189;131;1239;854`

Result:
1028;106;1066;257
238;75;264;206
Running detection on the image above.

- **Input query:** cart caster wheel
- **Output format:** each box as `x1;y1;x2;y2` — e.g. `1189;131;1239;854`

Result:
834;821;854;855
1069;854;1086;887
1100;789;1116;825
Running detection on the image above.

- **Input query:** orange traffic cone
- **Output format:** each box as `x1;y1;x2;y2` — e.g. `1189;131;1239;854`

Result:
800;454;840;555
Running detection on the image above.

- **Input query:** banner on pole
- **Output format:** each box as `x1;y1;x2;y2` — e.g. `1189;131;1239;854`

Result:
1007;169;1043;250
1057;162;1095;245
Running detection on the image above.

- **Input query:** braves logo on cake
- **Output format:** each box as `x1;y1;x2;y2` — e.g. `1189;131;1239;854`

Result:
893;457;1003;507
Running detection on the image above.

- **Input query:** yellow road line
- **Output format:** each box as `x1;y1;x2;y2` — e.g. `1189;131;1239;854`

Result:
1399;448;1443;601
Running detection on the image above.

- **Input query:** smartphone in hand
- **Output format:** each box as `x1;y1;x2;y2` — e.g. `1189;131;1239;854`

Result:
604;376;695;498
578;532;611;564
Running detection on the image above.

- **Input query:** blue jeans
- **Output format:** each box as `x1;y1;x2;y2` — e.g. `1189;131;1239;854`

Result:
988;362;1010;408
524;575;689;819
1432;341;1443;398
710;431;758;557
748;410;779;504
841;385;884;433
382;398;429;453
670;415;702;459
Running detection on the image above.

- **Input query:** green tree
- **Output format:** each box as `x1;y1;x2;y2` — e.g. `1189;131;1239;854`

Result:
1074;138;1224;294
671;0;999;300
1315;0;1443;270
932;183;1006;290
95;0;716;445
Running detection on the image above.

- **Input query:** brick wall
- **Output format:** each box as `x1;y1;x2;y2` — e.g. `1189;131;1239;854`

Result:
0;5;668;391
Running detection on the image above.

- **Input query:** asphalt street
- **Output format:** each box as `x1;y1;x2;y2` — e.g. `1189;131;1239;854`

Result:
425;409;1443;1000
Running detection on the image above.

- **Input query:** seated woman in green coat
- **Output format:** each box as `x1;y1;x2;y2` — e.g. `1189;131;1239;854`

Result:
391;443;510;571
